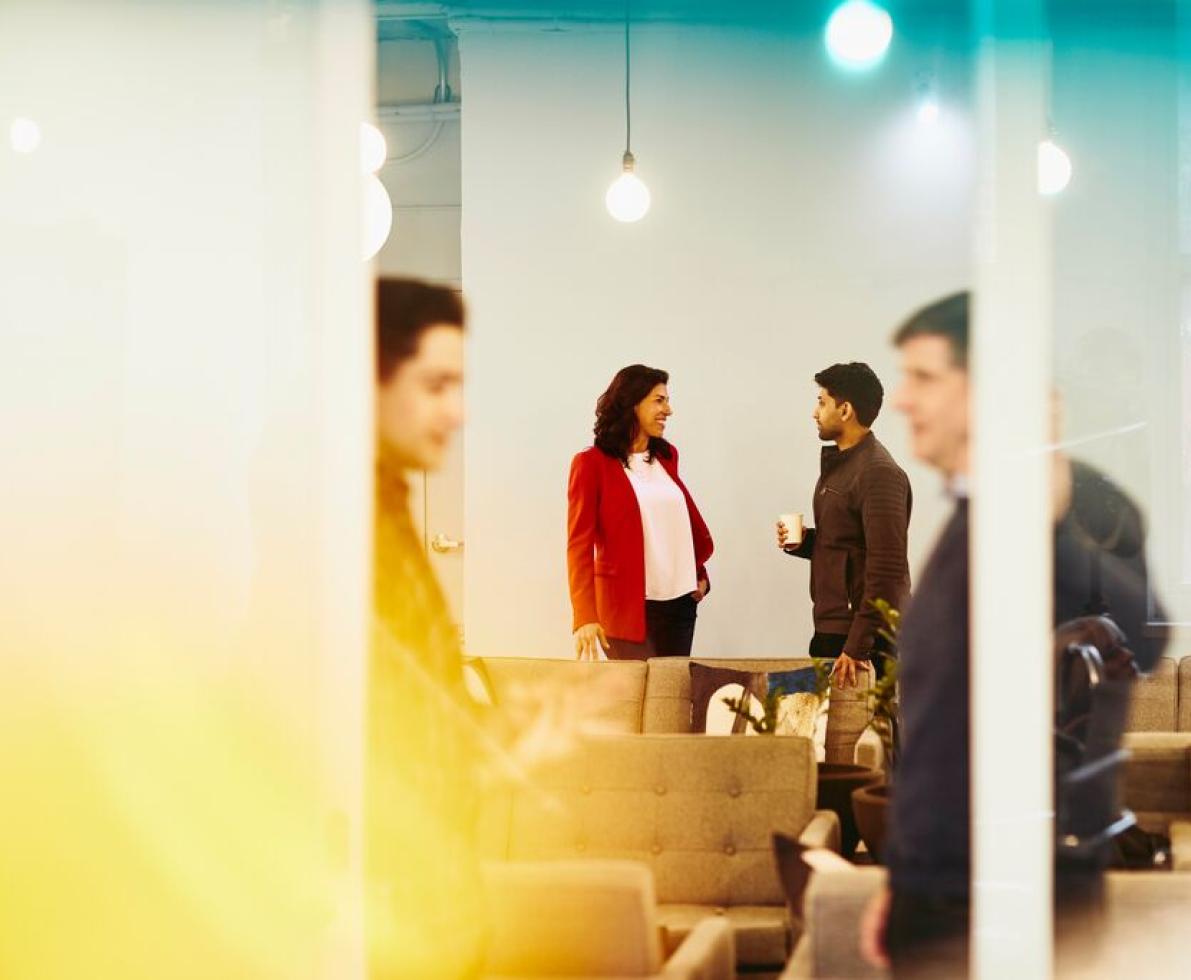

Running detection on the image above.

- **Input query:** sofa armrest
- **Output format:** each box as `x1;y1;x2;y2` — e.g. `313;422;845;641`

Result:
800;865;887;979
481;859;664;976
798;809;842;853
660;916;735;980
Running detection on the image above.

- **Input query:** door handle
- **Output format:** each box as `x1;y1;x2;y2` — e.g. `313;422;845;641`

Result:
430;533;464;554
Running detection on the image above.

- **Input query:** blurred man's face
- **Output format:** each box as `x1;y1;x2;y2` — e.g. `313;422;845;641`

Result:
813;387;846;443
892;335;969;476
377;324;464;471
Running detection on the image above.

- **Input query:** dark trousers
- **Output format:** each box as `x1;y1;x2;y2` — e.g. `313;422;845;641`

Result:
887;891;970;979
606;594;697;660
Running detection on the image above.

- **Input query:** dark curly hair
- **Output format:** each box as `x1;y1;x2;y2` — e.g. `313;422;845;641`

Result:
376;277;465;382
593;364;673;464
814;362;884;428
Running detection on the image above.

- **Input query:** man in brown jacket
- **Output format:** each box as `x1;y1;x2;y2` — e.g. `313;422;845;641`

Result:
777;362;912;687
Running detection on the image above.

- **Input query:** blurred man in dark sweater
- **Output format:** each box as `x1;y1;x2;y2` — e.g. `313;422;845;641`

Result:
860;292;1166;978
369;278;482;979
777;362;912;688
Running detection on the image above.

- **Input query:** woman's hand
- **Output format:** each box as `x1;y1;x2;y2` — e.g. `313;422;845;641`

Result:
692;578;710;603
573;622;609;661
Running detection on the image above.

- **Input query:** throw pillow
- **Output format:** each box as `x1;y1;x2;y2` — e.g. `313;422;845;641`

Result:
766;666;820;697
689;662;764;733
771;831;858;933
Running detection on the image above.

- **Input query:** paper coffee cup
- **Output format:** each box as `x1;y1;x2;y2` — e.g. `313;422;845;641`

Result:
779;512;804;548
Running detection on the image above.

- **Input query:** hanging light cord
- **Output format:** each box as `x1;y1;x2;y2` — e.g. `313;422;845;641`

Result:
623;1;632;155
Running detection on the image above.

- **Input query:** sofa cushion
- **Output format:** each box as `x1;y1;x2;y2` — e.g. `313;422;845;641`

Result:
1180;657;1191;732
477;656;648;734
1128;656;1178;732
489;733;818;907
643;658;818;734
1121;732;1191;825
658;904;790;968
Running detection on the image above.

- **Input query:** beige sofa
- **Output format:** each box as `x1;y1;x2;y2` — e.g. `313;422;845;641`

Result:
480;733;840;978
1121;655;1191;838
477;655;879;765
1127;654;1191;732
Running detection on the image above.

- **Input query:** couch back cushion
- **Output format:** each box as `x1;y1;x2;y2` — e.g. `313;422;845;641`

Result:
477;656;648;734
643;658;818;733
484;733;817;907
1128;656;1178;732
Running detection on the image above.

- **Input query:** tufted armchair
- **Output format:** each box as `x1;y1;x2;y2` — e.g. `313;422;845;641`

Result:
480;733;839;976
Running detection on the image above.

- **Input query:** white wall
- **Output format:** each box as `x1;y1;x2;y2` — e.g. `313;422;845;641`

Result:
459;23;974;658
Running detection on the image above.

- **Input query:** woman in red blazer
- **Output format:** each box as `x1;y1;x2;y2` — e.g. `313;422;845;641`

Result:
567;364;714;660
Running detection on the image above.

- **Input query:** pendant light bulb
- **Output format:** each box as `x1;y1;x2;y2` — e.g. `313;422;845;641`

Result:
1038;138;1072;196
362;173;393;260
825;1;893;71
606;151;651;223
360;121;387;175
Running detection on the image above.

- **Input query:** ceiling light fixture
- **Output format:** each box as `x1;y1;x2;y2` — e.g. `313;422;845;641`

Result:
361;121;393;260
914;71;940;125
825;1;893;72
9;117;41;154
1037;134;1072;196
605;2;650;223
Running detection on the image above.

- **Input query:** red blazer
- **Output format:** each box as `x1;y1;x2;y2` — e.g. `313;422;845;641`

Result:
567;444;714;644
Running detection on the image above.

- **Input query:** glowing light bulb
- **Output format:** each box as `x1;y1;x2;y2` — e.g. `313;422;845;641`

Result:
363;173;393;260
1037;138;1072;196
606;152;651;223
360;122;386;175
825;1;893;71
10;117;41;153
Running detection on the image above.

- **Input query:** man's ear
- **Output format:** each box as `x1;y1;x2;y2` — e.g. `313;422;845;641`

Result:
839;401;853;423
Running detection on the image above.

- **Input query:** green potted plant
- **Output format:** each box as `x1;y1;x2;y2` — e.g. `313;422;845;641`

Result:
850;597;901;862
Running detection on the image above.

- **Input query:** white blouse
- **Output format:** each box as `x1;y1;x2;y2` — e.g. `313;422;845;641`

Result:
625;452;698;601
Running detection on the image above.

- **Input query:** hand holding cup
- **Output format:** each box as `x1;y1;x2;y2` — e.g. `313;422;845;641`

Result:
777;512;804;550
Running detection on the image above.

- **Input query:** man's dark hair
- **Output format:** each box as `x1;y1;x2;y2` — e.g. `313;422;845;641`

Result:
892;291;969;369
594;364;673;464
814;362;885;428
376;277;466;382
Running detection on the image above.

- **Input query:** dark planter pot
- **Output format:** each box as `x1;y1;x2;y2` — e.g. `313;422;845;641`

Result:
818;763;882;859
851;782;893;863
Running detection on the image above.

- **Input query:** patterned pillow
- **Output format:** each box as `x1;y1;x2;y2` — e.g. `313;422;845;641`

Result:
689;662;765;733
775;691;830;760
766;666;820;698
704;682;763;735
